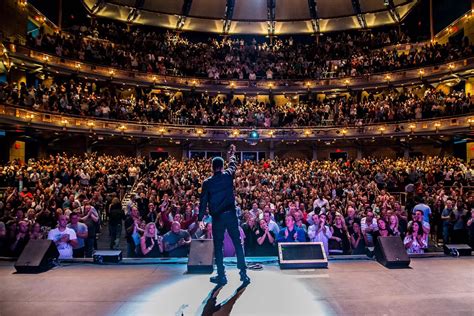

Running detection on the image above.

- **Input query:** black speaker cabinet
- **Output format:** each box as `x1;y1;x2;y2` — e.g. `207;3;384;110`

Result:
14;239;59;273
375;236;410;268
278;242;328;269
93;250;123;263
187;239;214;274
443;244;472;256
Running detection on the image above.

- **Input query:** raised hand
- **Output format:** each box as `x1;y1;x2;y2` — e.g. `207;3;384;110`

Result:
229;144;236;155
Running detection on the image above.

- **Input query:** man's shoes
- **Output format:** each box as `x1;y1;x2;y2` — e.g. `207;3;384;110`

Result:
210;275;227;285
240;272;251;285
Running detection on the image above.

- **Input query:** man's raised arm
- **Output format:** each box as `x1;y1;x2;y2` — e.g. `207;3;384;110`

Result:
225;144;237;176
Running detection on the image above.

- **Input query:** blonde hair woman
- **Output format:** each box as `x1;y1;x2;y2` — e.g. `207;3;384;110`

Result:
140;222;163;257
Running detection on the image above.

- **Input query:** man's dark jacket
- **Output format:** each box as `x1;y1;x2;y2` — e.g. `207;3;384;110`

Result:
198;153;237;221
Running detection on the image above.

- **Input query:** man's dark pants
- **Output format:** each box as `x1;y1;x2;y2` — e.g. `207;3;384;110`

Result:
212;211;246;276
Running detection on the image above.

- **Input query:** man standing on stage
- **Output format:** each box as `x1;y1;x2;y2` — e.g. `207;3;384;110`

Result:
199;144;250;286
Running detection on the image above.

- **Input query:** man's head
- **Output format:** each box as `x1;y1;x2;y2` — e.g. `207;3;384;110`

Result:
70;212;79;225
171;221;181;233
285;215;295;229
212;157;224;172
58;214;68;229
18;221;29;233
263;210;272;223
415;210;424;221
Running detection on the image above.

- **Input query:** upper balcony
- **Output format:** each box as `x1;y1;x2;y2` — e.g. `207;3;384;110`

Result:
5;43;474;95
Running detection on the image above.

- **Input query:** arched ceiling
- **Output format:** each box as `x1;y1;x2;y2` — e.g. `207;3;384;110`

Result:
82;0;419;35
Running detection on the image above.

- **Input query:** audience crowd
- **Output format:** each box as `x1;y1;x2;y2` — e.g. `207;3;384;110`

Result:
26;21;473;80
1;79;472;127
2;153;473;259
0;153;150;258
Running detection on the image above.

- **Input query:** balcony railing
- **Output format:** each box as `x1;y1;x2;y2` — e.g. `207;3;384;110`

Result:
5;43;474;94
1;104;472;141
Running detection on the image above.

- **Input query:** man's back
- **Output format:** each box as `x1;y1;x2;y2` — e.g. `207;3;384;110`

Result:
199;154;237;219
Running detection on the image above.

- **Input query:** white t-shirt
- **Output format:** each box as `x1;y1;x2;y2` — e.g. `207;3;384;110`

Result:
48;227;77;259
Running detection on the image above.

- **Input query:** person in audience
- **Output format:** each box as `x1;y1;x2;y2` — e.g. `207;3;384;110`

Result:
388;214;402;238
48;215;78;259
276;215;306;243
361;210;378;247
0;222;8;256
404;221;427;254
441;199;455;244
242;216;258;256
263;210;280;236
81;202;99;257
108;197;125;250
308;213;332;256
9;220;30;257
413;197;432;224
67;212;88;258
350;222;367;255
330;213;351;254
125;206;142;257
29;222;43;240
254;219;276;256
467;210;474;249
163;221;191;257
140;222;163;257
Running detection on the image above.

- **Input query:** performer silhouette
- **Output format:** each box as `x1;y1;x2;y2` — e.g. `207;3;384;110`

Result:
199;144;250;285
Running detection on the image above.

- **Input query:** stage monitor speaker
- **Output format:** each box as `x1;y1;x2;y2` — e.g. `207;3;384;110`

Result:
375;236;410;268
187;239;214;274
443;244;472;257
93;250;122;263
278;242;328;269
14;239;59;273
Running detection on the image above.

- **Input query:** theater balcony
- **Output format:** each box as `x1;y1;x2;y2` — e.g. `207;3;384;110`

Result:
4;43;474;95
1;103;472;142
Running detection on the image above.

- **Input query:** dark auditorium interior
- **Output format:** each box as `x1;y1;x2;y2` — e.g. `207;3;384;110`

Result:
0;0;473;315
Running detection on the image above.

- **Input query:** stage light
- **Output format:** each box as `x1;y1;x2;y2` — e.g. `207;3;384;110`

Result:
247;130;260;145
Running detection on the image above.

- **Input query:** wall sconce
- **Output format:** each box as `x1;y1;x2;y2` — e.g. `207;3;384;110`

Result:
468;118;474;128
192;80;197;87
409;123;416;133
268;83;274;90
230;82;235;90
87;121;94;131
268;130;275;138
384;74;391;83
231;129;240;138
158;127;166;135
304;129;312;137
61;119;68;130
306;82;311;90
152;76;157;84
343;79;350;87
18;0;27;8
418;69;424;79
434;122;441;132
379;126;386;135
448;64;455;72
341;129;347;137
75;63;81;71
25;114;34;125
119;125;126;133
43;55;50;63
109;69;115;77
196;128;204;137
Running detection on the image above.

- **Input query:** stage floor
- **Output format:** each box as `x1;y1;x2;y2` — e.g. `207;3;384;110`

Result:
0;257;473;316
